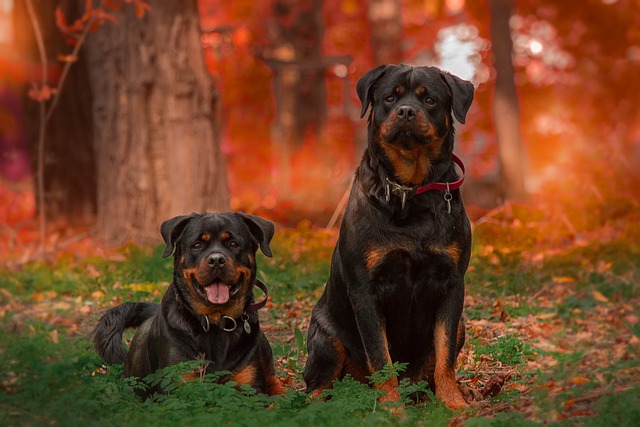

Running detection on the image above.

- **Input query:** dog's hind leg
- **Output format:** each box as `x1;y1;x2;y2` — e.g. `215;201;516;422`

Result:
303;321;350;397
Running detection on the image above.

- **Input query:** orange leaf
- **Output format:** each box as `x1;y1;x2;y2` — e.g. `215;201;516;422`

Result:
103;0;121;11
552;276;575;284
54;5;69;33
134;1;152;18
592;290;608;303
91;9;118;25
57;54;78;63
28;85;56;102
571;376;589;385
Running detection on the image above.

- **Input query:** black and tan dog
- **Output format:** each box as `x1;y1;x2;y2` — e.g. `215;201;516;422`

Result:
93;212;283;397
304;65;474;409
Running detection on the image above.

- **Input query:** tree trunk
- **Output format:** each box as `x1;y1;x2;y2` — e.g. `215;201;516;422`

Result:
15;0;97;224
489;0;527;201
85;0;229;245
367;0;403;65
265;0;326;191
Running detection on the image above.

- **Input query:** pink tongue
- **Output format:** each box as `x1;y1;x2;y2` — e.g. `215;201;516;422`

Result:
205;283;230;304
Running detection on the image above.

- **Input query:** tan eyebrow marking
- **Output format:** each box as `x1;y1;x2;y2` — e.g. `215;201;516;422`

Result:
394;85;405;95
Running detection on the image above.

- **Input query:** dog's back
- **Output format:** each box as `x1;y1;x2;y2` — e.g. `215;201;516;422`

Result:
93;302;159;365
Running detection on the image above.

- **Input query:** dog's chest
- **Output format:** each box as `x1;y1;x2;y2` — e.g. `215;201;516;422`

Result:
362;211;456;288
370;237;455;298
195;330;248;370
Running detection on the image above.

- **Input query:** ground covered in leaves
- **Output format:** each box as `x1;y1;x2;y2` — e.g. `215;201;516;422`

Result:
1;202;639;426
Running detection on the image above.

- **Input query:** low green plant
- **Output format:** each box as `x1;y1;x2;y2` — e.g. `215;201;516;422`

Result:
475;335;533;366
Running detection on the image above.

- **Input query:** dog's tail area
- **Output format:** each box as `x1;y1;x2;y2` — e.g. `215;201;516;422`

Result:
92;302;159;364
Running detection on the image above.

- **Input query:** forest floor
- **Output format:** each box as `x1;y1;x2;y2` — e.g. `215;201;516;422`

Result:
1;194;639;426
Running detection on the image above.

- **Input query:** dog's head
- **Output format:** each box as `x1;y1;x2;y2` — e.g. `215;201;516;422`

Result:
160;212;274;321
356;65;474;185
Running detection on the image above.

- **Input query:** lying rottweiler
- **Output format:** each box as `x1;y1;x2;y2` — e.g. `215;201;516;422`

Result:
304;65;474;409
93;212;283;398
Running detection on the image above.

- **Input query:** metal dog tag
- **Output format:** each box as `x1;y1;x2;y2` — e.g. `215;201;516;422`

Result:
241;313;251;334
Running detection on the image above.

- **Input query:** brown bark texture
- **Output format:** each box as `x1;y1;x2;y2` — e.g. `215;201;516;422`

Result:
85;0;229;245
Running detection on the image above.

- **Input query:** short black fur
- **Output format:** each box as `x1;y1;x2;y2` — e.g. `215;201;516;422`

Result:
304;65;474;409
93;212;283;398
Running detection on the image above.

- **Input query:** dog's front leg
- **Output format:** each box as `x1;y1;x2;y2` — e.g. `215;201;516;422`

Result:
348;290;401;403
433;281;467;410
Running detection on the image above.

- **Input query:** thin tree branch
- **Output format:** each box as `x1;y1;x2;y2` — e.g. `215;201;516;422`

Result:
25;0;48;255
45;13;96;123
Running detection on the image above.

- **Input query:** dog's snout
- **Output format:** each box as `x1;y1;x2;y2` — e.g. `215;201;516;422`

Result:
397;105;416;120
396;105;416;121
207;253;226;268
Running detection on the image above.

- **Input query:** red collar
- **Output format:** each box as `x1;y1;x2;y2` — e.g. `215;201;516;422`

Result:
247;279;269;312
383;153;465;209
415;153;465;195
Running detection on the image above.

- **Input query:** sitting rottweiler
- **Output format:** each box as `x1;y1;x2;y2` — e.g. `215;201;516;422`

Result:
93;212;283;398
304;65;474;409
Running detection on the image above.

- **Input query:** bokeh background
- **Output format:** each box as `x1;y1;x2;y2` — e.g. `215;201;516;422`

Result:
1;0;639;256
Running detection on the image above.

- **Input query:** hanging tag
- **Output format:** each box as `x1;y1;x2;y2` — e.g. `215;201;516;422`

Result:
241;313;251;334
444;182;452;214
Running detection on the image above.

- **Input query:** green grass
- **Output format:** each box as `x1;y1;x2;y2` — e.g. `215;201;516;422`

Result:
1;220;639;426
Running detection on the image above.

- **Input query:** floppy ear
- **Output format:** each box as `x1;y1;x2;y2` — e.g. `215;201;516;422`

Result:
440;71;475;124
356;64;391;118
238;213;275;258
160;214;195;258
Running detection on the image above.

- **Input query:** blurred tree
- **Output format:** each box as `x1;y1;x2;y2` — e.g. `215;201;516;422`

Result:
488;0;526;201
368;0;403;64
259;0;326;191
85;0;229;245
18;0;229;246
14;0;97;225
468;0;640;202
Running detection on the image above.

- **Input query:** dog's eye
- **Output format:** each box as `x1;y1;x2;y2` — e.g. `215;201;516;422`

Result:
385;96;395;103
425;97;435;105
229;241;239;249
192;242;203;250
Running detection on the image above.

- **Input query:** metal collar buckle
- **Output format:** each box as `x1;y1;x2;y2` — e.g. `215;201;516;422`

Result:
219;316;237;332
202;313;251;334
385;177;415;210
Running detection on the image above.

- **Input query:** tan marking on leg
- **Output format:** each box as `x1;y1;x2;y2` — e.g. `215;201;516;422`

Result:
371;328;401;403
182;372;200;383
266;374;284;396
433;320;467;409
229;364;257;387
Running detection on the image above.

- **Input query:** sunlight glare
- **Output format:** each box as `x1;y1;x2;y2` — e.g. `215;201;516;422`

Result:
528;39;543;55
0;0;13;44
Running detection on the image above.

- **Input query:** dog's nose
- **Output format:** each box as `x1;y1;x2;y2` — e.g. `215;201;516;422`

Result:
207;253;226;268
397;105;416;121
